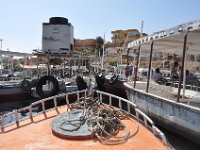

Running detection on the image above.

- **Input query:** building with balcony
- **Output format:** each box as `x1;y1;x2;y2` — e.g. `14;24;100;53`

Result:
111;29;141;47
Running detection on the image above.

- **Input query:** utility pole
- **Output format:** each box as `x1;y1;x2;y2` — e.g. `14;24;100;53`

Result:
101;33;106;70
137;21;144;70
0;39;3;50
115;35;117;46
81;40;84;77
0;39;3;70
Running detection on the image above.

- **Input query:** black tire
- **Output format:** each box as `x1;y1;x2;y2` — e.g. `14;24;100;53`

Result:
36;75;59;98
95;74;105;91
21;79;31;92
109;74;119;84
31;79;38;88
76;76;87;90
186;79;199;90
156;78;165;85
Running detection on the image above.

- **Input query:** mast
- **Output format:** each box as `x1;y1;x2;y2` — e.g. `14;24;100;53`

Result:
101;33;105;71
137;21;144;69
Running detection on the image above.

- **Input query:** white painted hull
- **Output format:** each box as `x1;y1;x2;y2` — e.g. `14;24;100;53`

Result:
124;82;200;145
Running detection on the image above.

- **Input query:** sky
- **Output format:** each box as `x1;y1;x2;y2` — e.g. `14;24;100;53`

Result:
0;0;200;53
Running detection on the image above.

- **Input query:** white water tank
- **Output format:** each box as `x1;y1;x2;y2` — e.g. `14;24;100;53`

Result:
42;17;74;53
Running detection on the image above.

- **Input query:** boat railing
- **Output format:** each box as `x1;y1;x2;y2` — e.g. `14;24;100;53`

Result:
0;89;168;146
96;90;168;145
0;76;32;81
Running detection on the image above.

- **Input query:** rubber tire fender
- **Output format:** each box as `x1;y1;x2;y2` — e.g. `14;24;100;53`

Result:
76;76;87;90
31;79;38;88
95;74;105;91
109;74;119;85
21;79;31;92
36;75;59;98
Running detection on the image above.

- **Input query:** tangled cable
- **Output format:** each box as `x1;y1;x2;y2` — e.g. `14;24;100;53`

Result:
59;96;132;145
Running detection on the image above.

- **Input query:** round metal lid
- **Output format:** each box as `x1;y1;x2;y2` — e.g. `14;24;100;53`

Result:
51;109;93;139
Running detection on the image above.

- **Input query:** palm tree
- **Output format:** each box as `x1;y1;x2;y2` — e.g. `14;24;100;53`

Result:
96;36;104;57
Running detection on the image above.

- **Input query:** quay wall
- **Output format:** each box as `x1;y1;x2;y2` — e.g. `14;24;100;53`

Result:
125;83;200;145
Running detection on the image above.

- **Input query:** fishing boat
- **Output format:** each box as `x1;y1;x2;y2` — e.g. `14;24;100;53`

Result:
95;72;127;99
0;80;32;103
125;19;200;145
0;90;172;149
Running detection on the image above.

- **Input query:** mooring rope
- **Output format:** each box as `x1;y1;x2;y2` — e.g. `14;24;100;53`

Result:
59;95;137;145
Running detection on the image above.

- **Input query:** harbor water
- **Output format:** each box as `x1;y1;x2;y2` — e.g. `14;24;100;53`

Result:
0;99;200;150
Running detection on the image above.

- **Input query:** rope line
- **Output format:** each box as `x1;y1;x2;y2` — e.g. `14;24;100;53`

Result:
59;94;138;145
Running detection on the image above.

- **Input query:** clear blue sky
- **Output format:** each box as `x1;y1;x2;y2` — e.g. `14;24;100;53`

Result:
0;0;200;53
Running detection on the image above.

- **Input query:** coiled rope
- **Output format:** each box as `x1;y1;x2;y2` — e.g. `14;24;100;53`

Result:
59;95;138;145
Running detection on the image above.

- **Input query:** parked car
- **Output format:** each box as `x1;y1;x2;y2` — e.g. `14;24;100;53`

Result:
138;68;150;80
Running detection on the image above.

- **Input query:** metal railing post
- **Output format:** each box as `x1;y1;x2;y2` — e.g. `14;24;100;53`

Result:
146;41;154;93
177;33;188;102
0;118;4;133
15;111;19;127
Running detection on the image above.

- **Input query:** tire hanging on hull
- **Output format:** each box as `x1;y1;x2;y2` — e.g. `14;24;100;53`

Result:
36;75;59;98
95;74;105;91
76;76;87;90
31;79;38;88
21;79;31;92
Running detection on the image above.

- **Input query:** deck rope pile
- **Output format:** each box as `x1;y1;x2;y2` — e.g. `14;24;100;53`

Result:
59;95;132;145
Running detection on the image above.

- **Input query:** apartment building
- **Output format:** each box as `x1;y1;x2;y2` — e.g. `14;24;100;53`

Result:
111;29;141;47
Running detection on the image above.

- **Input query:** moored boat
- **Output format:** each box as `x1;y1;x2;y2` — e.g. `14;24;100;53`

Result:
95;73;127;99
0;90;172;150
0;80;32;103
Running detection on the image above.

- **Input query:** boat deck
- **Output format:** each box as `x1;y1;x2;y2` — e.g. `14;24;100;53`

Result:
0;105;167;150
127;81;200;108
